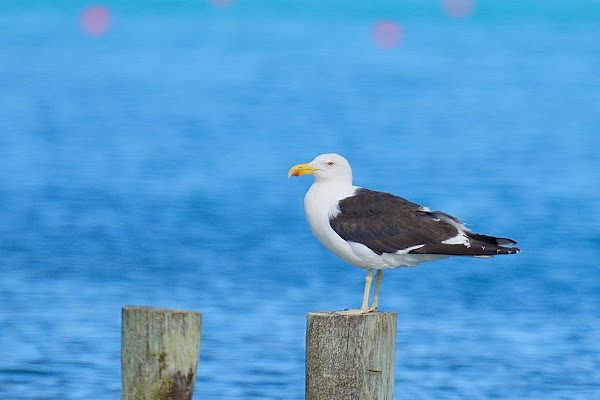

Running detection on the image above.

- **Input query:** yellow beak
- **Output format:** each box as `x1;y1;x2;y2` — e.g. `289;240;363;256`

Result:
287;163;315;178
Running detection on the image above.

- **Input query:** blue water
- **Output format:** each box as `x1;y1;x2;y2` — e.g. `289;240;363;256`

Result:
1;1;599;398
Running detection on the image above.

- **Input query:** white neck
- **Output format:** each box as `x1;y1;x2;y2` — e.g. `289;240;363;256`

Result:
305;181;356;218
302;180;363;266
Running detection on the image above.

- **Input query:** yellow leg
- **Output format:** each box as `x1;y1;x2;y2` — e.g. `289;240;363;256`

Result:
369;269;383;312
337;268;375;315
359;268;373;312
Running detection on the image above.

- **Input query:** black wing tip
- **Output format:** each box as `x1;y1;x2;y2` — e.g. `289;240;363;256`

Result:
467;232;518;247
498;238;517;246
498;238;520;254
499;246;521;254
408;242;521;256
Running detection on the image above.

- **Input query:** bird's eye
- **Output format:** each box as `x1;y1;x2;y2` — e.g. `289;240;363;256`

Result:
327;161;334;166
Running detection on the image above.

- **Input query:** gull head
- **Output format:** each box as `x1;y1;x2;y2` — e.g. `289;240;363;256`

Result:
288;153;353;184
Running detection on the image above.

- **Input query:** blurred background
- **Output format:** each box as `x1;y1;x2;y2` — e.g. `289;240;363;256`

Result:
0;0;599;398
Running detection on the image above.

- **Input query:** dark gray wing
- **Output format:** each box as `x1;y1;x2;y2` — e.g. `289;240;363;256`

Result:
329;188;520;256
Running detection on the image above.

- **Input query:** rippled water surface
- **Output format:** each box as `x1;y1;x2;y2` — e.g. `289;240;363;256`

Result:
1;1;599;398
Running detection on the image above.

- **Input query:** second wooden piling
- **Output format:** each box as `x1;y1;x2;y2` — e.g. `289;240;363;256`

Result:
121;306;202;400
306;311;397;400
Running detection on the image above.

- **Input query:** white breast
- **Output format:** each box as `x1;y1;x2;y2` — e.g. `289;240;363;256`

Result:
303;182;369;267
304;181;449;270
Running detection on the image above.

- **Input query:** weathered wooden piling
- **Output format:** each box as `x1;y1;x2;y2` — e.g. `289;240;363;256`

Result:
121;306;202;400
306;311;397;400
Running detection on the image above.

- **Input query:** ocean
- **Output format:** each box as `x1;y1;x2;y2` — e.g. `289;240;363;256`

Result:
0;1;599;398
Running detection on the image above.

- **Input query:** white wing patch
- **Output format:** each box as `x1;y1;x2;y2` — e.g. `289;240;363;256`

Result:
441;233;471;247
396;244;425;254
347;241;447;269
431;211;471;247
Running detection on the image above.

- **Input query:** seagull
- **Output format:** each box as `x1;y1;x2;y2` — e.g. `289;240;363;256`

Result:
288;153;520;314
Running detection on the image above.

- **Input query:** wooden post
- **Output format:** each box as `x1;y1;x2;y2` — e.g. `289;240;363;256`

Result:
306;311;397;400
121;306;202;400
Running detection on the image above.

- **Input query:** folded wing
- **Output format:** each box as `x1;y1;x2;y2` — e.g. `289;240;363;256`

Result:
330;189;520;257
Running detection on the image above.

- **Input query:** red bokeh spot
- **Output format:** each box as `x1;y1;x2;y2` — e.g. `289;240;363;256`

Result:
372;21;403;49
441;0;475;18
81;5;111;36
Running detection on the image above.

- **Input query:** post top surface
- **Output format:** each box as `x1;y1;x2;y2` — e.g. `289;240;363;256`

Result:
122;305;202;316
307;311;397;318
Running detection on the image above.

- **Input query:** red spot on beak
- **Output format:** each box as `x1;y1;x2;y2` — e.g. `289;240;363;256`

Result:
291;171;299;177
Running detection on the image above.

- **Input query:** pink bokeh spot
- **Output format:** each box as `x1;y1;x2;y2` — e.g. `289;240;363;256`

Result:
372;21;403;49
207;0;237;8
441;0;475;18
81;5;111;36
